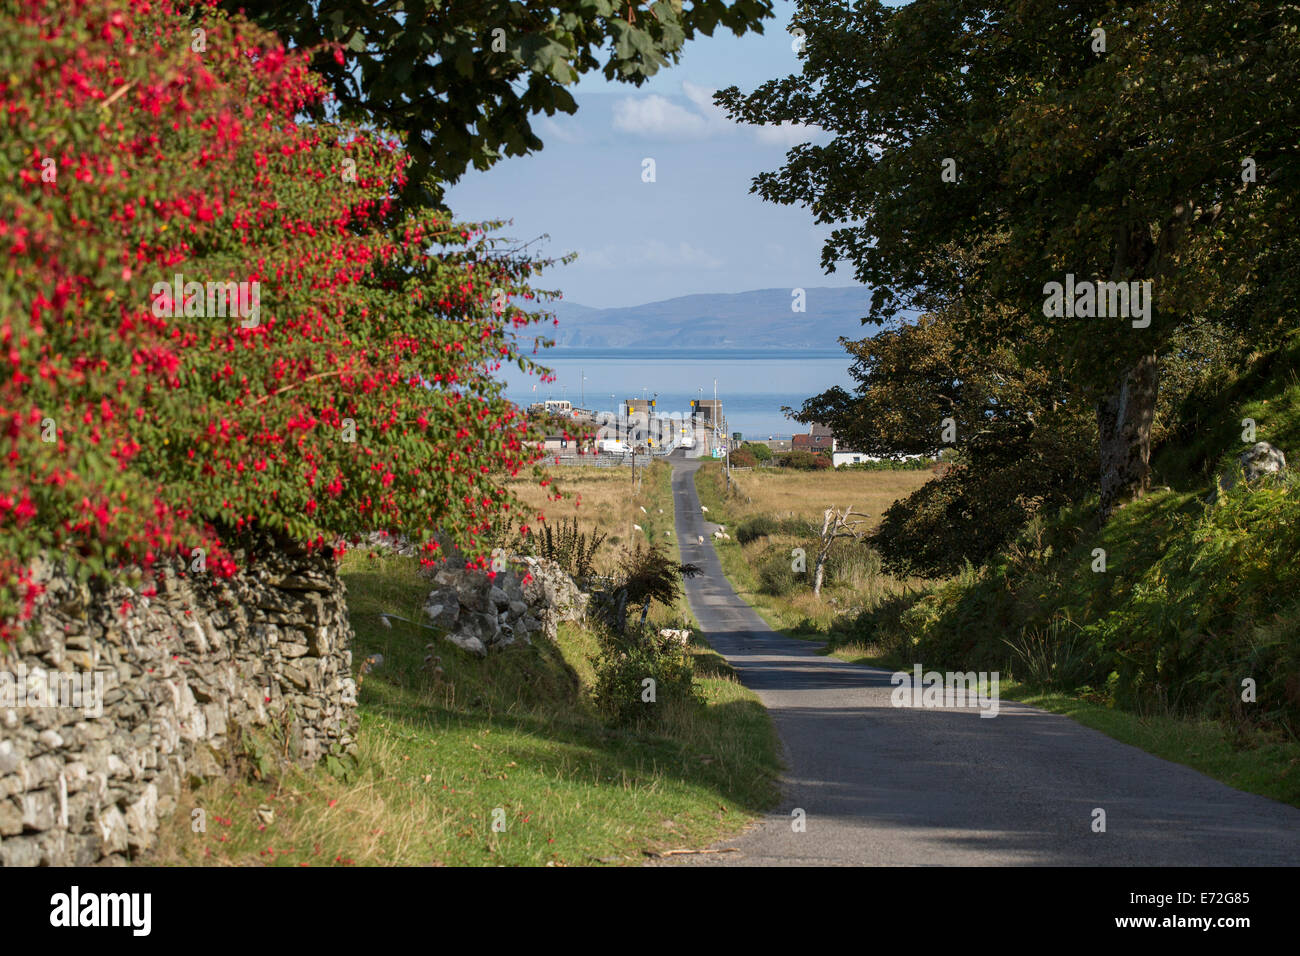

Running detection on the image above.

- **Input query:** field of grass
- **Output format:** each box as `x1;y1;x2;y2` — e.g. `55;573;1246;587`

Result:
694;462;931;640
720;464;934;526
501;463;676;574
149;461;780;865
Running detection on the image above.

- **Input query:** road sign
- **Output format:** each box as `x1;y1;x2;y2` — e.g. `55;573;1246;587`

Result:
712;448;725;459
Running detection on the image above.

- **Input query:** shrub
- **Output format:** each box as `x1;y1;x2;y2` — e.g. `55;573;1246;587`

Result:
736;515;779;544
872;408;1095;578
1;0;555;633
756;547;799;596
592;623;696;727
1003;617;1093;691
837;457;935;471
729;447;758;467
780;451;829;470
823;540;884;590
588;543;700;633
530;518;606;581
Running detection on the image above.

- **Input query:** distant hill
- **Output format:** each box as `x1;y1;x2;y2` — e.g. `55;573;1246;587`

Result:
534;286;886;351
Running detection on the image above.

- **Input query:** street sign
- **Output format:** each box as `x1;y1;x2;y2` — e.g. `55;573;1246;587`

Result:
712;448;725;459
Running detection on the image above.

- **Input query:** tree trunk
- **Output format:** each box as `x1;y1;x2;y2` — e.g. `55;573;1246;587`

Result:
812;508;833;598
1097;353;1159;516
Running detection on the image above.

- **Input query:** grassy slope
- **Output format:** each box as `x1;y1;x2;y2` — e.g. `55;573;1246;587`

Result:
151;461;779;866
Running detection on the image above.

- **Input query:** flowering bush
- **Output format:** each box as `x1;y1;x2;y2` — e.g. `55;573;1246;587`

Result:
0;0;556;635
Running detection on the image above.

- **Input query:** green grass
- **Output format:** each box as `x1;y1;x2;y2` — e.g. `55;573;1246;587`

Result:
150;464;780;866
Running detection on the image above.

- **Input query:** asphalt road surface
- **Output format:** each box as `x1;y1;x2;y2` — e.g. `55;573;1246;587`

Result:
666;455;1300;866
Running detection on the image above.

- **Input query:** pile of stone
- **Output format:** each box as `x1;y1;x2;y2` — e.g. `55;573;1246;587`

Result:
422;556;588;657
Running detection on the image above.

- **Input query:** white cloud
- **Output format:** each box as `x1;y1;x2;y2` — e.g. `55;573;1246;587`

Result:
537;115;584;145
642;239;725;269
612;94;710;138
681;81;731;129
754;120;821;147
614;81;821;146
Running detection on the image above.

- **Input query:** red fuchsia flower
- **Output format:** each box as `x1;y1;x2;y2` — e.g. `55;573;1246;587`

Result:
1;0;556;638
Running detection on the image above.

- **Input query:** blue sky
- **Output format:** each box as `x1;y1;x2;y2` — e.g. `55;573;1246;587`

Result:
445;1;863;309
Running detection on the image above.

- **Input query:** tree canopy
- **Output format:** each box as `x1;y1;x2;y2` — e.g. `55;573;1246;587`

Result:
719;0;1300;511
235;0;776;205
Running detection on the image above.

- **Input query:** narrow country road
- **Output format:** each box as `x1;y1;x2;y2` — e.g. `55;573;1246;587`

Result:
667;455;1300;866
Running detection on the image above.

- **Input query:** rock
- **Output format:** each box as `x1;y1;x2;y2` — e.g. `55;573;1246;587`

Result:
444;632;487;658
1211;442;1288;502
1241;441;1286;481
97;805;130;856
0;834;40;866
420;555;587;653
0;797;23;836
423;589;460;629
6;541;359;865
0;743;19;777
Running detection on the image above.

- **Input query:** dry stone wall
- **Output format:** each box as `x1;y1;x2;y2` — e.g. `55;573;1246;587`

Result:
0;542;358;866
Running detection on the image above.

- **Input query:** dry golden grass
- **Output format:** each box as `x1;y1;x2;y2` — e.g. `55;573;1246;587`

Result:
723;466;935;529
502;463;676;574
695;463;936;640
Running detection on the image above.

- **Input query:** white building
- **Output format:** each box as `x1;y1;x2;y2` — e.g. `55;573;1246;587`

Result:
833;452;929;468
832;451;877;468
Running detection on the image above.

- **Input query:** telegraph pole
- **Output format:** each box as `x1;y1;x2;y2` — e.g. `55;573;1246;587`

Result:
724;412;731;494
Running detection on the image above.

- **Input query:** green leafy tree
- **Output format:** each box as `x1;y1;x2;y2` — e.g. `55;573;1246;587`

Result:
786;301;1063;459
235;0;776;204
719;0;1300;514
